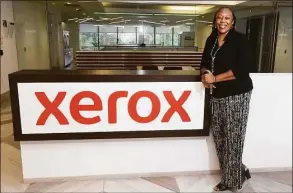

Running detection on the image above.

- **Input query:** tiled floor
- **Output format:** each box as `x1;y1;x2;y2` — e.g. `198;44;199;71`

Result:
1;99;292;192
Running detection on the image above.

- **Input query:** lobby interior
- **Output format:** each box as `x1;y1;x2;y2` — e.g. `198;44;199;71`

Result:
1;0;292;192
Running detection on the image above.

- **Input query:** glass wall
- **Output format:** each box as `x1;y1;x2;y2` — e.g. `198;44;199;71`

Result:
99;25;117;46
156;26;172;46
141;26;155;45
41;0;292;72
79;23;195;50
79;24;98;50
118;26;136;45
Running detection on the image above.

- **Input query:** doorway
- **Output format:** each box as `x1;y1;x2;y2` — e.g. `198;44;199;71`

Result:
246;17;263;72
246;12;279;73
260;13;279;73
12;1;51;70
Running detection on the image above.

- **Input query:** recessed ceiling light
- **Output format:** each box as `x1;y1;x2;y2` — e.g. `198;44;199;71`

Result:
66;2;72;5
196;20;213;24
76;8;81;11
139;20;165;25
109;20;130;24
175;18;193;23
110;17;123;20
96;17;110;22
68;18;79;21
83;13;86;15
79;18;93;23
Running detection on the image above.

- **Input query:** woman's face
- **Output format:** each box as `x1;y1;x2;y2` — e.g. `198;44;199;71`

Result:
215;8;234;35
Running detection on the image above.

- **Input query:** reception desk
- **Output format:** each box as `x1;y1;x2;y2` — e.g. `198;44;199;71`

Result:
9;70;209;141
8;70;292;182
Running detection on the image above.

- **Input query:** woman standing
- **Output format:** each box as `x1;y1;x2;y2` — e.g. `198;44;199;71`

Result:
201;7;253;191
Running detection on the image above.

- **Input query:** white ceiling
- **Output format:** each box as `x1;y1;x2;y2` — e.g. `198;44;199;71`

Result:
49;0;288;25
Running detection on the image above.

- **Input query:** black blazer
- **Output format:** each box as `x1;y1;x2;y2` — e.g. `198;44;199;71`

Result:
200;29;253;98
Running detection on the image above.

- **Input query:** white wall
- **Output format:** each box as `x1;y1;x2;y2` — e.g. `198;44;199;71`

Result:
196;22;212;51
12;1;50;70
1;1;18;94
20;73;292;181
274;7;292;73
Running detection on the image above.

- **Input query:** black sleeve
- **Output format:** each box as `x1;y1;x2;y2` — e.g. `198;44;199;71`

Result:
231;35;251;79
200;37;211;71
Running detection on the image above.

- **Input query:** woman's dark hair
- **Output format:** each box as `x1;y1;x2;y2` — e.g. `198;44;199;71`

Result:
212;6;236;29
210;6;237;39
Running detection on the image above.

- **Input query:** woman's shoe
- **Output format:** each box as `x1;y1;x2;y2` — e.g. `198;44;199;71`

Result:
245;168;251;180
213;182;229;191
235;168;251;192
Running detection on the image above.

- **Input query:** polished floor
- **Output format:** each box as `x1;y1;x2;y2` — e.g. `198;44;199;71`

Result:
1;99;292;192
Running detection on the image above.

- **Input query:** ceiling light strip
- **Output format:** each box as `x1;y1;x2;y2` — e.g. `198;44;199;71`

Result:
176;18;193;23
196;20;213;24
110;17;123;20
109;19;131;24
79;18;93;23
68;18;79;21
139;20;165;25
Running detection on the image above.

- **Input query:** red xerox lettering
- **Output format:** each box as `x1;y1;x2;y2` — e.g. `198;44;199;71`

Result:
35;92;68;125
70;91;102;125
162;91;191;122
108;91;128;124
128;91;161;123
35;90;191;125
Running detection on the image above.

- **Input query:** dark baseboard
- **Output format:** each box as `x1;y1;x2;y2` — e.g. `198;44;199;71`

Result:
1;91;10;104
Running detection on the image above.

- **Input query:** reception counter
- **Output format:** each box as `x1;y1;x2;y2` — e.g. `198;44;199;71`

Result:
8;70;292;182
9;70;209;141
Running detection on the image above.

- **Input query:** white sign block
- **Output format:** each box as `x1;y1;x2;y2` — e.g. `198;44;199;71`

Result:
17;82;205;134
